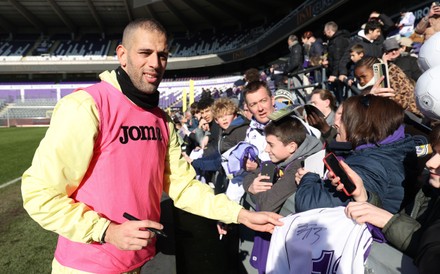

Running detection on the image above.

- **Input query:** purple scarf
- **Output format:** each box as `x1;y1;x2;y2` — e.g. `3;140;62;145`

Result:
355;125;405;151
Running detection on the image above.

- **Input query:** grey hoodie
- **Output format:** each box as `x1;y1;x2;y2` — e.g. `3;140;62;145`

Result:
243;134;323;214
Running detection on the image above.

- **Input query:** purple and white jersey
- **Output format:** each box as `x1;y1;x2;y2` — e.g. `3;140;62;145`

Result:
266;207;372;274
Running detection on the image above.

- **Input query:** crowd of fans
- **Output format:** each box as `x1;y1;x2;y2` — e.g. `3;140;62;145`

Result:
166;3;440;273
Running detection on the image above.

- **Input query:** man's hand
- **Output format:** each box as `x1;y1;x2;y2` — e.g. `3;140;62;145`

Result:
237;209;283;234
328;75;337;82
217;222;228;238
345;201;393;228
248;173;273;194
104;219;163;250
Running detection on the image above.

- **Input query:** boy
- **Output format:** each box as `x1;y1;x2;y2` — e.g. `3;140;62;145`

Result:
347;43;365;86
350;43;365;63
244;115;322;214
187;98;249;193
242;115;322;273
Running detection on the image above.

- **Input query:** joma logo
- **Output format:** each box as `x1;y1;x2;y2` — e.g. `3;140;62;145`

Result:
119;125;162;144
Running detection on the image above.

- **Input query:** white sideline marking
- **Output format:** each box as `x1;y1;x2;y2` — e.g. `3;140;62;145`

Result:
0;177;21;189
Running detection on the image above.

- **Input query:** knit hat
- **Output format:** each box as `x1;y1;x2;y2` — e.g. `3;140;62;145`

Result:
274;89;295;104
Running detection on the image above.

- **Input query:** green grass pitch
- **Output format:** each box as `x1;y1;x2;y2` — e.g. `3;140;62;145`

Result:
0;127;56;273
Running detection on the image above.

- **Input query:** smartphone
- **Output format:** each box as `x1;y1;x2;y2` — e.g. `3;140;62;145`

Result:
260;161;277;183
304;104;325;118
323;153;356;196
373;63;390;89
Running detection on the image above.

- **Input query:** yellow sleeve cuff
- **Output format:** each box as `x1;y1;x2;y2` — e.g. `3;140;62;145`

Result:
93;218;111;243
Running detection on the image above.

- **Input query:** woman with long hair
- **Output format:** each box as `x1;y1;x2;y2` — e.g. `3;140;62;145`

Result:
295;94;418;214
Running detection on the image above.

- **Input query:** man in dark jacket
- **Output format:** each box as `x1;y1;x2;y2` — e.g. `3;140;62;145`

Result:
340;20;383;78
382;37;422;82
274;34;304;91
352;20;383;58
284;34;305;102
323;21;350;102
284;34;304;75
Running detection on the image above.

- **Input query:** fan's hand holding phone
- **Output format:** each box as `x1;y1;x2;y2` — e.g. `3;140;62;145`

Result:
260;161;277;184
373;63;390;89
323;153;356;196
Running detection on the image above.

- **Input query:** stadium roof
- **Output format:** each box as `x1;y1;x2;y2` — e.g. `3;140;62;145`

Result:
0;0;302;37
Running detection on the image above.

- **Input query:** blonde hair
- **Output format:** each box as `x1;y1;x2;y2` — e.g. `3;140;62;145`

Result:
212;98;239;118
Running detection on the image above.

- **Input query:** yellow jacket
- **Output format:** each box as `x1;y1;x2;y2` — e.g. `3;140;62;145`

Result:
21;70;242;247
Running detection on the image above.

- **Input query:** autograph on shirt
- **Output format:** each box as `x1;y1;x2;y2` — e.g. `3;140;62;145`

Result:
296;223;326;245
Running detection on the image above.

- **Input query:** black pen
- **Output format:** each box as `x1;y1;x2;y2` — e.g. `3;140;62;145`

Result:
123;212;168;238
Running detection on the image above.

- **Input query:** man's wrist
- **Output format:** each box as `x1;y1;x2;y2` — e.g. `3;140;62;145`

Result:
237;209;248;225
100;224;109;244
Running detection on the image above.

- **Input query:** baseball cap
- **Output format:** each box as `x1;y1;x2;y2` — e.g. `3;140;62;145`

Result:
383;38;399;52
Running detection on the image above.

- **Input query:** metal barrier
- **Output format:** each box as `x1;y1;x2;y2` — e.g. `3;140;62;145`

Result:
287;65;327;104
286;65;363;104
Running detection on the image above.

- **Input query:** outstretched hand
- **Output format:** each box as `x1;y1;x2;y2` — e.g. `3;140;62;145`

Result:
238;209;283;234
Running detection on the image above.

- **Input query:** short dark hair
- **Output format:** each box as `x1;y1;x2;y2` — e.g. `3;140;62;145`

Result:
242;81;272;103
302;31;314;39
190;102;198;115
197;97;214;111
364;20;382;35
244;68;260;82
264;116;306;146
122;18;168;46
342;95;404;148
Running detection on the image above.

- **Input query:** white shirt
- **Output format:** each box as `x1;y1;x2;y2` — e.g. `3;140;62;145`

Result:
266;207;372;274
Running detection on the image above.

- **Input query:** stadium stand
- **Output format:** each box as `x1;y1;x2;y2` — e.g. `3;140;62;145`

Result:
0;75;241;126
